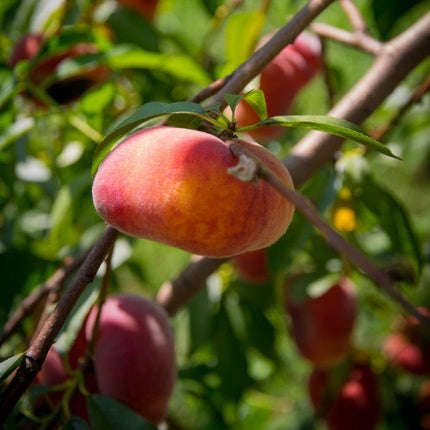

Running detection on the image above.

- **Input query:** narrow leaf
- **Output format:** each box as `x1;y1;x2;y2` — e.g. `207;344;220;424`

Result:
88;394;158;430
239;115;400;159
91;102;208;176
0;353;25;383
241;90;268;120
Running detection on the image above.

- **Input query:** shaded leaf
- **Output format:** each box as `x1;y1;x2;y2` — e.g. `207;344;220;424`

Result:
223;10;265;75
214;300;252;401
104;45;211;86
371;0;427;39
65;417;91;430
358;177;423;275
88;394;157;430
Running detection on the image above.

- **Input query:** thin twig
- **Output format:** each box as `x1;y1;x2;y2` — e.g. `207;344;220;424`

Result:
228;141;428;325
311;23;383;55
340;0;367;33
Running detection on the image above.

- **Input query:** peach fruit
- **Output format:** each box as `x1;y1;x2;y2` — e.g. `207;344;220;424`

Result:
92;126;295;258
308;363;380;430
232;31;322;141
383;307;430;375
85;294;176;425
284;277;357;367
232;248;271;283
9;34;110;105
116;0;158;21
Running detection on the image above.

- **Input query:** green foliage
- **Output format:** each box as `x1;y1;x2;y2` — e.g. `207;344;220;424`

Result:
0;0;429;429
87;395;158;430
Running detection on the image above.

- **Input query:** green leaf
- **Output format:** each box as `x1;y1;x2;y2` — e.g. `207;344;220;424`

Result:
88;394;158;430
0;67;16;110
0;353;25;384
104;45;211;86
65;417;91;430
0;117;35;151
241;90;268;121
358;177;423;276
91;101;209;176
238;115;400;159
371;0;428;40
223;10;266;75
214;299;252;401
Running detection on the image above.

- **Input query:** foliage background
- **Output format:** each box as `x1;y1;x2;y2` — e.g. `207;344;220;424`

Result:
0;0;429;428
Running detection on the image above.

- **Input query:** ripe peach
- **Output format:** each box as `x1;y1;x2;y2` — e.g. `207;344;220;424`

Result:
383;307;430;375
284;277;358;367
85;294;176;425
232;248;271;283
92;126;295;258
9;34;110;105
232;31;322;141
308;363;380;430
116;0;158;21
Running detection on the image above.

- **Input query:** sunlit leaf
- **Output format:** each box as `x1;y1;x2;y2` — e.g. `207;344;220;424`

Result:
91;101;210;176
238;115;400;159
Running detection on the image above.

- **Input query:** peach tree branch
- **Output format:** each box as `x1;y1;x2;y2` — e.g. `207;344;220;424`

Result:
285;11;430;187
0;226;119;424
228;141;428;325
156;12;430;318
311;23;383;55
210;0;337;110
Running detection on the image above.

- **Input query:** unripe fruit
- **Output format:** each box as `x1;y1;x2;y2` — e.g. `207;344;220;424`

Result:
285;277;357;367
233;31;322;141
85;294;176;425
116;0;158;21
308;363;380;430
232;248;271;283
92;126;295;258
9;34;110;105
383;307;430;375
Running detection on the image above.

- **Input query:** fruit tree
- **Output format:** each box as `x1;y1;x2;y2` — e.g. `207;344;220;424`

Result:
0;0;429;429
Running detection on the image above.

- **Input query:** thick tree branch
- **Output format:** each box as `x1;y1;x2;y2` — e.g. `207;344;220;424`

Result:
285;12;430;187
210;0;336;110
0;226;119;423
